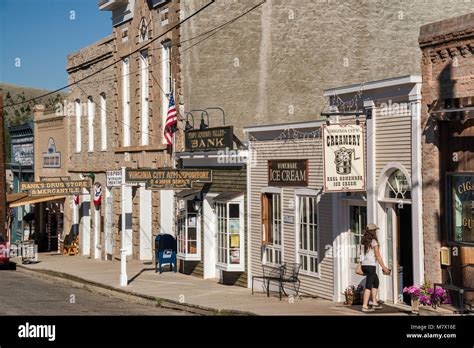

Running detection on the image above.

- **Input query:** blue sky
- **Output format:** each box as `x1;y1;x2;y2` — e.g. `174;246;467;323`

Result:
0;0;112;90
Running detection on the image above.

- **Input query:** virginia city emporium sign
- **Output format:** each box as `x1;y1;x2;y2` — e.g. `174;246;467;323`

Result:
20;180;90;197
323;124;365;192
125;168;212;190
106;170;123;187
185;126;234;152
268;160;308;187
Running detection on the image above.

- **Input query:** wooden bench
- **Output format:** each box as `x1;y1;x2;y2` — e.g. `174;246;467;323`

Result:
62;234;79;256
434;264;474;315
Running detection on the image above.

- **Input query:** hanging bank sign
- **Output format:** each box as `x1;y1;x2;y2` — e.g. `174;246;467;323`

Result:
268;160;308;187
323;124;366;192
185;126;234;152
125;168;212;190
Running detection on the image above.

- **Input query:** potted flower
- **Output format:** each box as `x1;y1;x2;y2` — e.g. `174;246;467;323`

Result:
419;283;451;308
343;286;355;306
403;285;421;313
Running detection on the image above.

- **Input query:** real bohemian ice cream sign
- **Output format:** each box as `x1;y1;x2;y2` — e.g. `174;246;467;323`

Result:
323;124;366;192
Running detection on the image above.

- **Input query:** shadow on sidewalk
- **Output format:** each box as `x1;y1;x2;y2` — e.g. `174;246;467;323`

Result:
128;267;156;285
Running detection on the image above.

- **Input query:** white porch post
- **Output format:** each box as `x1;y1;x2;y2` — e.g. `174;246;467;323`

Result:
94;204;100;260
364;100;377;225
410;84;424;286
139;184;152;260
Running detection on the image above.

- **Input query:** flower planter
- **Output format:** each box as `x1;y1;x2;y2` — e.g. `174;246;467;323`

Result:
411;298;420;313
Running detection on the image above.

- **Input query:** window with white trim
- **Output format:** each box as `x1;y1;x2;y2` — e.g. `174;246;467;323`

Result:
140;50;149;146
176;200;200;261
297;195;319;275
216;198;244;272
161;41;171;144
261;193;282;265
100;93;107;151
122;57;131;147
75;99;81;153
349;205;367;264
87;97;94;152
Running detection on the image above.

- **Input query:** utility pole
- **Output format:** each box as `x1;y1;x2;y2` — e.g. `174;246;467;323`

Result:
0;94;7;239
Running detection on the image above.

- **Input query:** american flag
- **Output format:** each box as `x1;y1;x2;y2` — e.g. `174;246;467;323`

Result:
164;92;178;145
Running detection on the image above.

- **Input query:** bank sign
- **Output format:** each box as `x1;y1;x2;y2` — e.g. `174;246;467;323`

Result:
185;126;233;152
268;160;308;187
323;124;366;192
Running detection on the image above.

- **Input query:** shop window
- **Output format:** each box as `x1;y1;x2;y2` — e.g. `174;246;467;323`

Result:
176;200;200;261
449;174;474;244
385;170;411;200
261;193;282;265
216;199;244;272
350;205;367;263
297;196;319;275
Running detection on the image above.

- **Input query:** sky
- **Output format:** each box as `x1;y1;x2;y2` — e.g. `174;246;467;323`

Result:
0;0;112;91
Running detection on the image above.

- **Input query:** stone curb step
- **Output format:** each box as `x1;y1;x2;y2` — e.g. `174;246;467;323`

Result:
15;264;257;316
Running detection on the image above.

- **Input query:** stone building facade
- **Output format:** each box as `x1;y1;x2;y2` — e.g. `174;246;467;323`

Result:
180;0;474;139
67;34;118;260
419;13;474;295
99;0;182;260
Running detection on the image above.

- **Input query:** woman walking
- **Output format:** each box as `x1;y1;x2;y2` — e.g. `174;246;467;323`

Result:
361;223;390;313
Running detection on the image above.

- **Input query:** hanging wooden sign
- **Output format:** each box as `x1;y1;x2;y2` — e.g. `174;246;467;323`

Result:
185;126;234;152
125;168;212;190
20;180;91;197
268;160;308;187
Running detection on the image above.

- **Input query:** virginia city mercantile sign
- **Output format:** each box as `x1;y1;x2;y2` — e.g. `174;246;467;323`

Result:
125;168;212;190
20;180;90;197
185;126;234;152
268;160;308;187
323;124;366;192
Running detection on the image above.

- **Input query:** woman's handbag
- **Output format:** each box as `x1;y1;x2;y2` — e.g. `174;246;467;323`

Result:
355;262;365;276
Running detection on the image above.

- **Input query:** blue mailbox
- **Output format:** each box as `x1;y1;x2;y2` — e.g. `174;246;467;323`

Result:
155;234;177;274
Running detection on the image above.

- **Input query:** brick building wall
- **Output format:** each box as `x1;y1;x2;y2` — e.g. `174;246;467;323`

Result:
419;13;474;284
180;0;474;138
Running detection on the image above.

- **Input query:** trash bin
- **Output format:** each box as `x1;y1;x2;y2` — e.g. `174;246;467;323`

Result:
155;234;177;274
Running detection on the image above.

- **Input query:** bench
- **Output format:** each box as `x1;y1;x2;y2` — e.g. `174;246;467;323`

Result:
251;262;301;300
434;264;474;315
62;234;79;256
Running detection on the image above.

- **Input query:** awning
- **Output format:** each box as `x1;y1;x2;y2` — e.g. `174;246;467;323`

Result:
8;195;66;208
175;188;202;199
213;191;244;202
6;192;28;203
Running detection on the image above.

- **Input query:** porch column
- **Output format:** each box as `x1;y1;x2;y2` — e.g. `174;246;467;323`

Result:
139;184;152;260
121;167;133;256
364;100;377;225
410;86;424;286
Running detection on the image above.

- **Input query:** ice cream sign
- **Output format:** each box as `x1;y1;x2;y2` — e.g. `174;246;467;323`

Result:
323;124;366;192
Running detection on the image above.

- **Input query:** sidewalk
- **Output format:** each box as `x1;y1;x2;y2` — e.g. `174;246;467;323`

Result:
15;252;410;316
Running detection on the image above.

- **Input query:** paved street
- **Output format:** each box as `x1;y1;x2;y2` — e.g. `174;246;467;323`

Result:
0;270;190;316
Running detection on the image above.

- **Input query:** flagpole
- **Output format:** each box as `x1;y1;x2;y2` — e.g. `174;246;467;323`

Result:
172;78;177;170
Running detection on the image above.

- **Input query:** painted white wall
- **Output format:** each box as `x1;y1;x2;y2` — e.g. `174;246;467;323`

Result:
93;205;100;259
203;197;218;279
100;93;107;151
105;187;113;257
160;190;174;235
81;189;91;256
139;184;152;260
75;100;81;153
87;97;94;153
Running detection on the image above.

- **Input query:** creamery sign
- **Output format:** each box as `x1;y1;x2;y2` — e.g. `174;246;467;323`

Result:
268;160;308;187
323;124;365;192
125;168;212;190
20;180;90;197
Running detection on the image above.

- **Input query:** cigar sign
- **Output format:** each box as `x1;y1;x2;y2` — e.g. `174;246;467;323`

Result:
323;124;365;192
268;160;308;187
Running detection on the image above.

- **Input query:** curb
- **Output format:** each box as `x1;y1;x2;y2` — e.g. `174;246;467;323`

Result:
15;264;257;316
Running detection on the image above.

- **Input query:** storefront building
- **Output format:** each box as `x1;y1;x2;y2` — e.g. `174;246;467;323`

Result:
8;122;34;242
99;0;182;261
32;105;70;252
245;75;424;303
419;13;474;302
173;126;248;286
